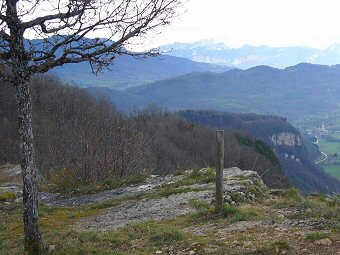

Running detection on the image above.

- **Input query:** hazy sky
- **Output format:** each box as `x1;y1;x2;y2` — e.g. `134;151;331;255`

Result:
148;0;340;49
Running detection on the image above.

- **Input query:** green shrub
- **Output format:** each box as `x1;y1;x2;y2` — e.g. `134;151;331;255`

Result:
274;188;304;208
285;188;303;201
150;229;184;246
190;203;262;224
305;232;331;242
0;191;16;202
189;199;210;210
252;240;291;255
221;205;262;223
250;183;266;199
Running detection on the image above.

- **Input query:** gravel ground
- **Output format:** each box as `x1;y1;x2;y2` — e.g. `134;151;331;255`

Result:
76;190;214;231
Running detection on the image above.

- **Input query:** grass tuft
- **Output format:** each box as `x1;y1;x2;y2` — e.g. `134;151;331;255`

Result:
176;168;216;186
252;239;291;255
190;203;263;224
150;229;184;246
305;232;331;242
0;191;16;202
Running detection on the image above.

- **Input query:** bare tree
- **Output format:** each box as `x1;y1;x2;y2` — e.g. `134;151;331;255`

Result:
0;0;182;253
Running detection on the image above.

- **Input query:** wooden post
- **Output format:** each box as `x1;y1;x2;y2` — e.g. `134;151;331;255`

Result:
216;130;224;212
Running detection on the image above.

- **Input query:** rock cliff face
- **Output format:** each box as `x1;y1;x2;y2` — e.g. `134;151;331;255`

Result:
270;132;302;147
270;132;303;162
268;131;340;194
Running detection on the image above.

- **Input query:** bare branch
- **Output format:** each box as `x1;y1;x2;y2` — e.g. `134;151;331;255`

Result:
22;8;85;30
1;0;184;78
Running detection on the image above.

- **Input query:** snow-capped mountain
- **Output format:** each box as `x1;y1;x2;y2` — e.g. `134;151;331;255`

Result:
161;40;340;69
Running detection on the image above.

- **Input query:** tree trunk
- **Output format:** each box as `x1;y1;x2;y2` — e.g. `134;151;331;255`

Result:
5;0;43;250
15;79;44;254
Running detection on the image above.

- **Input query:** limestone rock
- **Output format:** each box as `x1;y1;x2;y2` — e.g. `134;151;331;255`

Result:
271;132;302;147
315;238;332;246
49;245;57;252
76;167;268;231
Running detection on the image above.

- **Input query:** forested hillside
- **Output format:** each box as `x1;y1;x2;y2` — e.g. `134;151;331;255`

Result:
179;110;340;193
0;75;286;191
125;63;340;120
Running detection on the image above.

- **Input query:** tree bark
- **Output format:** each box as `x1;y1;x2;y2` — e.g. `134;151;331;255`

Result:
15;78;44;254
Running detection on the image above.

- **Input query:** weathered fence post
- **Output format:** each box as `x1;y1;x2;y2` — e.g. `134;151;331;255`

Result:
216;130;224;212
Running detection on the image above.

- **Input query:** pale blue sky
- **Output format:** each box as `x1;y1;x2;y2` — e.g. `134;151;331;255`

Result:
148;0;340;49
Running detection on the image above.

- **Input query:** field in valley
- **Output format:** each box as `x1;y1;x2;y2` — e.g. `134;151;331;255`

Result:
318;139;340;180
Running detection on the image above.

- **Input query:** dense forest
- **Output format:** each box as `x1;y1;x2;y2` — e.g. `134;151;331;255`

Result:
0;75;287;191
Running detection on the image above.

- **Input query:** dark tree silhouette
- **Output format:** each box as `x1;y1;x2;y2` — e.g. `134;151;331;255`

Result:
0;0;182;253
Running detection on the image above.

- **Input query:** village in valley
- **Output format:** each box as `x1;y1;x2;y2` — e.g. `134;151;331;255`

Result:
296;113;340;180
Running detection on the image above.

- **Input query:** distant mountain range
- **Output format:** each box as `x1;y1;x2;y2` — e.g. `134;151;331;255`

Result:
161;40;340;69
23;37;231;90
50;54;232;89
89;63;340;120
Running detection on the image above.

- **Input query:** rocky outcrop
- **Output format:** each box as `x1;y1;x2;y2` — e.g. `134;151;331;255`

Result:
271;132;302;147
1;166;268;231
75;167;267;231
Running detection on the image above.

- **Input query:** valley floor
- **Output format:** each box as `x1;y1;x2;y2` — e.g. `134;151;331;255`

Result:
0;166;340;255
317;138;340;180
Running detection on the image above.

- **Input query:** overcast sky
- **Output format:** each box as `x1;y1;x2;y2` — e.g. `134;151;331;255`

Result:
147;0;340;49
